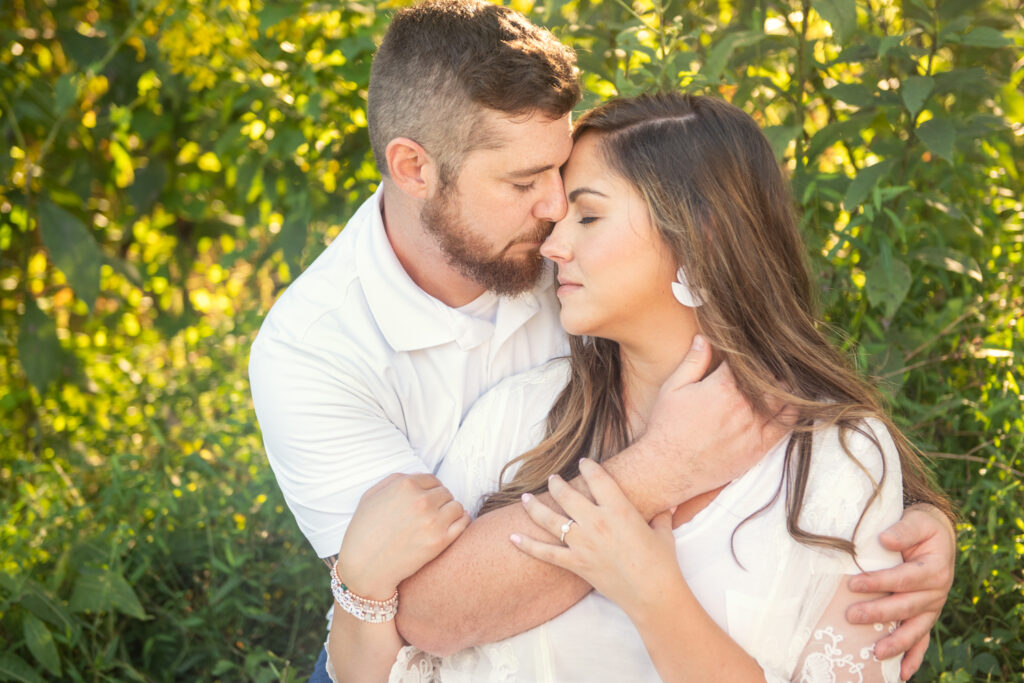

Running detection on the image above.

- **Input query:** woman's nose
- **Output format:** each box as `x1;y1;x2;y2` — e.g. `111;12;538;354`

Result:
540;220;572;262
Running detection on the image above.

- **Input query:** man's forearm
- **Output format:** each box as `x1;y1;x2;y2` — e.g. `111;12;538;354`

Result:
396;440;676;654
395;488;592;654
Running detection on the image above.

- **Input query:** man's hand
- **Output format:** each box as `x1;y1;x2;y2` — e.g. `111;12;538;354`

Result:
846;504;956;680
339;473;470;599
635;335;793;512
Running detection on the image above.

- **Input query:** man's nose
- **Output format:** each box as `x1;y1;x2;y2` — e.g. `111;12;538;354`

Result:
533;172;568;223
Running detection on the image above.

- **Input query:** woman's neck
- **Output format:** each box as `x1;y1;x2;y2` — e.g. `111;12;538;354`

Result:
617;314;700;434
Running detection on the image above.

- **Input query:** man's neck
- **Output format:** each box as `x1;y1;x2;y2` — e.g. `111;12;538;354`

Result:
380;183;486;308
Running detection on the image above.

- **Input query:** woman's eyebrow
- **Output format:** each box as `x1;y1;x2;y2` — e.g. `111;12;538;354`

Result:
567;187;609;203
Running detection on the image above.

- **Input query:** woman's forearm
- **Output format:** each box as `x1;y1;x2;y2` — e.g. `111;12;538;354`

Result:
326;605;403;683
629;576;766;683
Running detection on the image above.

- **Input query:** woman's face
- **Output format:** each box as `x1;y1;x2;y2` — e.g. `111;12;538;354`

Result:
540;132;682;343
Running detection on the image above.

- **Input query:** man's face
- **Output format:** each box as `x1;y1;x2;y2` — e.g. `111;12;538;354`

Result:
420;110;573;296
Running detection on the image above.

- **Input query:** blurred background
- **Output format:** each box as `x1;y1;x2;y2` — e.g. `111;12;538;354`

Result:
0;0;1021;680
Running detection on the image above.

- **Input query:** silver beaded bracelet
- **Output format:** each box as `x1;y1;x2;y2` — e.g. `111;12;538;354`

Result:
330;561;399;623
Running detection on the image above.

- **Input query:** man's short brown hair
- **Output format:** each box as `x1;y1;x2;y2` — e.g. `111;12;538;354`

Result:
367;0;581;182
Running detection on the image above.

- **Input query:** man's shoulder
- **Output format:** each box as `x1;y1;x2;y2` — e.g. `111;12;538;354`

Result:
254;214;375;347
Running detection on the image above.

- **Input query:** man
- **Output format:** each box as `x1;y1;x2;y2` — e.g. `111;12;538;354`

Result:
248;2;955;680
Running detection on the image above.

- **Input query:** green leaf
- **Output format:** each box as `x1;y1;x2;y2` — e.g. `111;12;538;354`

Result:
128;161;168;216
916;117;956;162
0;653;46;683
877;34;903;58
762;125;800;160
901;76;934;117
961;26;1011;48
54;74;78;112
57;29;105;69
844;159;896;212
37;199;102;310
19;580;75;633
865;258;912;318
17;297;65;392
278;192;311;275
815;0;857;43
23;614;61;677
69;567;149;620
826;82;875;108
702;31;765;81
937;16;972;44
259;3;294;33
806;115;870;159
913;246;983;282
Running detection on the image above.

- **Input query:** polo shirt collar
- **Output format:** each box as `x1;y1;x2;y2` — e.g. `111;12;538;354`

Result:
356;186;548;353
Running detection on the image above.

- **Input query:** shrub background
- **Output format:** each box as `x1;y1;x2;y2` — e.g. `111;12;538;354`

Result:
1;0;1021;680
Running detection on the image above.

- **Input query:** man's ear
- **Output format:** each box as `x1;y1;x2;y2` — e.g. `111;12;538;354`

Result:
385;137;438;200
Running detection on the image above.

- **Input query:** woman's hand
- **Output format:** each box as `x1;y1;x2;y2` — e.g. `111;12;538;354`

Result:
337;473;470;600
509;458;682;619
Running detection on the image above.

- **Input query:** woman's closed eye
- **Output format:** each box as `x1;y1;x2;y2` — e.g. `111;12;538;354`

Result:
579;215;598;225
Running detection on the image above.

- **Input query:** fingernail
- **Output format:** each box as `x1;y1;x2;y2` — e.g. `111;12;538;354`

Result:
510;534;522;544
692;334;706;350
522;493;532;503
579;457;592;469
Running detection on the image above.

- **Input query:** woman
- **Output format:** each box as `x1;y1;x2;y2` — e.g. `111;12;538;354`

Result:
326;93;952;682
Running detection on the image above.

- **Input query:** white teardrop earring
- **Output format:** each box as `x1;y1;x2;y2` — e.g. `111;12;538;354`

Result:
671;267;704;308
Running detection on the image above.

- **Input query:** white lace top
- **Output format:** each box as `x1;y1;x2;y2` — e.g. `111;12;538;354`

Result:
333;359;905;682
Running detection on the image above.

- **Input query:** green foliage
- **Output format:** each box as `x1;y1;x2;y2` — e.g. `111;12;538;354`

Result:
1;0;1021;680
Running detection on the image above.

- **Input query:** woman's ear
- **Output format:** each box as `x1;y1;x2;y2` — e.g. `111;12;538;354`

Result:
384;137;438;200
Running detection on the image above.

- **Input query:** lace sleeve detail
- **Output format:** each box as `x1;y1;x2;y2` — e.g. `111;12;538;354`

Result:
387;646;442;683
794;579;901;683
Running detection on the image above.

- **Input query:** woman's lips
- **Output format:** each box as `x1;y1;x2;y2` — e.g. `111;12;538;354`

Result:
556;281;582;296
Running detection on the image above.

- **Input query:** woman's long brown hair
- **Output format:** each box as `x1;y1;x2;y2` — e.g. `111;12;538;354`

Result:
478;93;953;555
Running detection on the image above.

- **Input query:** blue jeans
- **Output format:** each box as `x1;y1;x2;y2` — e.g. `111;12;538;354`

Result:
308;645;331;683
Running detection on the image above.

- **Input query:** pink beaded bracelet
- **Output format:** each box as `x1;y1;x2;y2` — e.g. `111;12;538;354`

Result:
330;561;398;623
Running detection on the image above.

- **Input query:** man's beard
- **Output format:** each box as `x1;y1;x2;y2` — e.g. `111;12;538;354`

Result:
420;191;550;297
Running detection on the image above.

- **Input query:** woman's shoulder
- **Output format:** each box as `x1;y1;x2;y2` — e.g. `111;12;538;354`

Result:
811;416;898;481
799;417;903;546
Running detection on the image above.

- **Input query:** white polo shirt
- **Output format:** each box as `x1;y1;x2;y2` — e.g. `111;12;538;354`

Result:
249;186;568;558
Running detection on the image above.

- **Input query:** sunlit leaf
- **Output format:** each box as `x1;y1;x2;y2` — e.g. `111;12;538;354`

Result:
913;246;983;282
